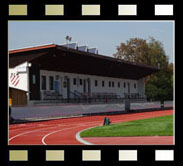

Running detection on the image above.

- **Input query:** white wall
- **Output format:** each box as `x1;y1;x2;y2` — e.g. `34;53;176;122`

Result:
9;64;145;100
137;78;145;97
9;62;29;92
40;70;140;99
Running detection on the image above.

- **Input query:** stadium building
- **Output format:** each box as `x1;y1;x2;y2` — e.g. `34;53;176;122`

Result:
9;43;158;106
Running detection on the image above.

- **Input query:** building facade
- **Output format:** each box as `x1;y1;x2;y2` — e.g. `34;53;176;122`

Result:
9;44;158;105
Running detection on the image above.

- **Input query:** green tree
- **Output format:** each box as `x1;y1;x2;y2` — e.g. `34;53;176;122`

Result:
113;37;169;68
113;37;173;101
145;69;173;101
113;38;150;64
147;37;169;69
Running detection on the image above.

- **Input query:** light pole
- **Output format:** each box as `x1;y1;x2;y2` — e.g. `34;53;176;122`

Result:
65;35;72;48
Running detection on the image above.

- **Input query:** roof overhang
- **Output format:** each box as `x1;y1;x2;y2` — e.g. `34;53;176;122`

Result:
9;44;159;80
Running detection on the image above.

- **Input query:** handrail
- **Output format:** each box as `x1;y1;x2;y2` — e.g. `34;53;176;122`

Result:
74;90;86;98
68;90;80;98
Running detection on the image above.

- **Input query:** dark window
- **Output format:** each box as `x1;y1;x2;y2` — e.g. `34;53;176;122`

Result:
124;82;126;88
134;83;136;89
102;81;105;87
118;82;120;88
109;81;111;87
73;78;76;85
95;80;98;87
41;76;46;90
63;81;67;88
112;82;114;87
80;79;82;85
49;76;54;90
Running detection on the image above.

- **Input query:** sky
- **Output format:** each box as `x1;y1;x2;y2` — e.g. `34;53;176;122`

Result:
8;21;174;63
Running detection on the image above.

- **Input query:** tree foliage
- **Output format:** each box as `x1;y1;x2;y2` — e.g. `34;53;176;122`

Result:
114;37;173;101
145;67;173;101
113;38;150;64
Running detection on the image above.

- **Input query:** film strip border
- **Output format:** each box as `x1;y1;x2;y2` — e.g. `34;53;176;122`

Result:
8;149;175;162
8;3;175;17
5;1;177;166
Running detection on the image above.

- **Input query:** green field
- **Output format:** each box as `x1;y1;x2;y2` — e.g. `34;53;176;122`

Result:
80;115;173;137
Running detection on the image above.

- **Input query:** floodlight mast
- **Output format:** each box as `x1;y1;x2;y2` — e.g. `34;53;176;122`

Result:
65;35;72;49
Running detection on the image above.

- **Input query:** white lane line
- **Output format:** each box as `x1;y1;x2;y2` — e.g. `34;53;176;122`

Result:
42;122;103;145
10;109;169;131
9;125;52;132
9;114;160;142
75;127;95;145
42;125;87;145
9;118;143;143
9;123;68;132
75;113;173;145
9;120;102;143
9;119;97;132
9;125;63;142
10;111;171;144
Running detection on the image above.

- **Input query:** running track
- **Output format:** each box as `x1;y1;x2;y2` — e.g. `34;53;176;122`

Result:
9;109;173;145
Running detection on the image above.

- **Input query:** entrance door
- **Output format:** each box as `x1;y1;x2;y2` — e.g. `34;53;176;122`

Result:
54;81;59;93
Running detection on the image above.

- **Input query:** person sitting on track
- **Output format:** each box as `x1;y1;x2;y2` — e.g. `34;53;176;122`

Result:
103;117;111;126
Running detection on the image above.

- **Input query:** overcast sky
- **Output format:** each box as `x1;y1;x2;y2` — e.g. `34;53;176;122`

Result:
9;21;174;63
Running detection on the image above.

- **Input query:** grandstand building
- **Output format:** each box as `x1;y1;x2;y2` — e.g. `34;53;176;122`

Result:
9;43;158;106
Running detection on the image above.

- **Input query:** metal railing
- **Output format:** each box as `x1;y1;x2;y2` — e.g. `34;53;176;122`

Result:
74;90;87;99
124;93;144;99
40;91;145;104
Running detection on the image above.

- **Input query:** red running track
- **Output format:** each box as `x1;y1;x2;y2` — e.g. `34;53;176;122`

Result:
84;136;173;145
9;109;173;145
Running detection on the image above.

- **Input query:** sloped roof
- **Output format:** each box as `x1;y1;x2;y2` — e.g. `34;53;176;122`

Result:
9;44;57;54
9;44;159;79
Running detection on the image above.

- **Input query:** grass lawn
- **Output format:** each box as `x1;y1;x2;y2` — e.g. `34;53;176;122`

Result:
80;115;173;137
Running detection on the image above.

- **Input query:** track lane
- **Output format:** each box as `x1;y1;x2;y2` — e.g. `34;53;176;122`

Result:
9;109;173;145
83;136;173;145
